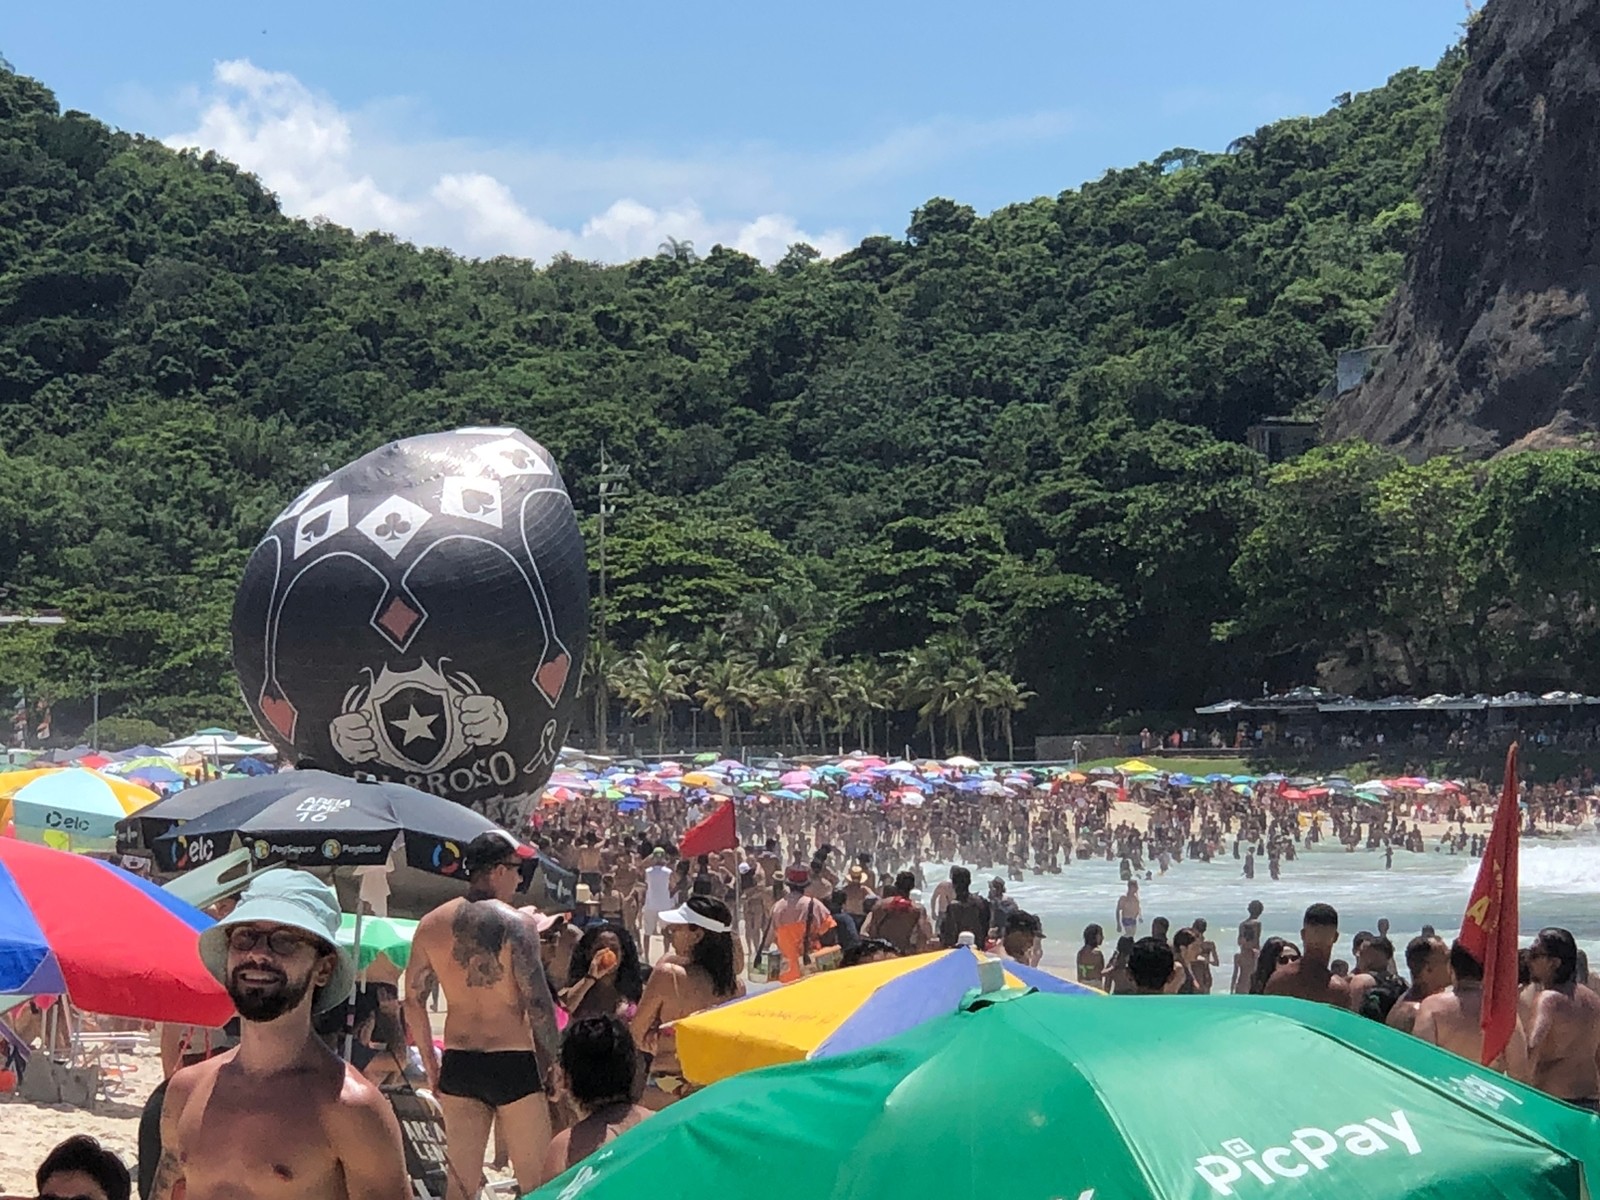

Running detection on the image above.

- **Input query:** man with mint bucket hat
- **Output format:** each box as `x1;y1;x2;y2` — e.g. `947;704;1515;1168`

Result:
150;870;410;1199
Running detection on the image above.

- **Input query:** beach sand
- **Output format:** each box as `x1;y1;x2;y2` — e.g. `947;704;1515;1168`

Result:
0;1045;155;1196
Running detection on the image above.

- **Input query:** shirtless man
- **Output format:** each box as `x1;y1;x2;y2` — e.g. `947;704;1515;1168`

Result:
152;871;407;1200
1114;880;1141;941
1387;935;1449;1035
1524;927;1600;1107
404;831;562;1200
1233;900;1264;994
929;867;958;927
1413;940;1529;1076
1265;903;1351;1009
1190;918;1220;994
738;860;772;961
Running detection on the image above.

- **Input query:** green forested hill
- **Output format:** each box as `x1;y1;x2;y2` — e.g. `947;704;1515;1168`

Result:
9;45;1591;754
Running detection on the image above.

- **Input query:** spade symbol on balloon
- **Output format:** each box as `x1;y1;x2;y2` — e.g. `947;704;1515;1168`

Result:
375;512;412;541
302;512;331;540
461;489;497;516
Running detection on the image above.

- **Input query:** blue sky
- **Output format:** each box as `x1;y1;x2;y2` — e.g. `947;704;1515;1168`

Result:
4;1;1466;262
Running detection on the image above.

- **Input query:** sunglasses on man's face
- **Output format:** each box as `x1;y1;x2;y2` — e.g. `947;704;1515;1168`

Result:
226;926;323;957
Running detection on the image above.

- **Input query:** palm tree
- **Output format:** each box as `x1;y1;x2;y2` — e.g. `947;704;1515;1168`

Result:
754;665;808;754
836;659;876;753
613;636;688;755
979;669;1034;762
896;647;942;759
938;654;986;758
581;637;624;752
799;653;842;753
656;236;697;263
694;654;756;753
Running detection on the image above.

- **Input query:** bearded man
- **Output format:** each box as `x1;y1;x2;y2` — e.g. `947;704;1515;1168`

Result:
151;871;408;1200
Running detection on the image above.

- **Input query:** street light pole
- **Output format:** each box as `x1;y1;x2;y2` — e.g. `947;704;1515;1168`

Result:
91;668;101;750
593;446;629;754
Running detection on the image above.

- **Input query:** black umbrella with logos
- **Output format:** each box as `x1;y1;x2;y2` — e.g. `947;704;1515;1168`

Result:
128;770;524;879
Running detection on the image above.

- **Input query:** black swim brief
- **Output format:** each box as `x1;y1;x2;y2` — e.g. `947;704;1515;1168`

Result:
1567;1097;1600;1114
436;1049;542;1108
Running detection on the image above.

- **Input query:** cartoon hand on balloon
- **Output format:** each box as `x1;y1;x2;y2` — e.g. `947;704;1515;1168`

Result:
457;694;509;747
330;711;381;763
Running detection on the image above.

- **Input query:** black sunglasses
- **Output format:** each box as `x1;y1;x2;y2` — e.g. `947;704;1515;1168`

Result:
226;926;323;956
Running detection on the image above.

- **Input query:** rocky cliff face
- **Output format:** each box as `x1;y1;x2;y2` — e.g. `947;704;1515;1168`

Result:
1325;0;1600;457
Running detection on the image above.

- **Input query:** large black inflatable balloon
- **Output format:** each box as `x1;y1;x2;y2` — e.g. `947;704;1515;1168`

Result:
232;427;588;822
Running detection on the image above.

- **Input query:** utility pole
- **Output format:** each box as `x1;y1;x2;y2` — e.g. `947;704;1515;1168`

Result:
594;446;629;753
90;667;102;750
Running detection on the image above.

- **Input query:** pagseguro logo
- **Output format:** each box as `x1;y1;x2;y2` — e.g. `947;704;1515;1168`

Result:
1195;1109;1420;1196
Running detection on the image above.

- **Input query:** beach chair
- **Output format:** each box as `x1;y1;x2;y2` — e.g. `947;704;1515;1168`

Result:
72;1027;150;1102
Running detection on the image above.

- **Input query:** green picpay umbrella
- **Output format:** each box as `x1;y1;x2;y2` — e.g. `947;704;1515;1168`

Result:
531;993;1600;1200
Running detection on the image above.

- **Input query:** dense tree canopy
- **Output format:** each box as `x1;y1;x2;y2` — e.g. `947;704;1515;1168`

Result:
3;45;1587;755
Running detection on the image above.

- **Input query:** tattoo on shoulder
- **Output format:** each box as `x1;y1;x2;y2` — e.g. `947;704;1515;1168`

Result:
451;901;510;987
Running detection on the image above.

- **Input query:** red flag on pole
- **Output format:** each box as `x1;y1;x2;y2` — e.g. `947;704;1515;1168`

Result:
678;799;737;859
1459;742;1520;1066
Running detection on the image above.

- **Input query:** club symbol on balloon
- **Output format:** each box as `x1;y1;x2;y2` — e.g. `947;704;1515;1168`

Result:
375;513;411;541
330;660;508;773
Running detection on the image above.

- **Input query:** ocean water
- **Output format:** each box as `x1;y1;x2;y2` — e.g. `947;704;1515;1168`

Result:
929;835;1600;975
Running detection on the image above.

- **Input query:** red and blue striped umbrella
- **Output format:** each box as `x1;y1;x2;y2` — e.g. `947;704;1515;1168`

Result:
0;837;233;1024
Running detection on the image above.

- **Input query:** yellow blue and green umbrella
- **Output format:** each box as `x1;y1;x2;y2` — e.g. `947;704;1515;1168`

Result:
7;767;157;850
674;946;1096;1085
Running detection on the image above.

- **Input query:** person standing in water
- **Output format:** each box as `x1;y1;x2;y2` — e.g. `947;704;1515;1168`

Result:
1077;925;1106;987
1232;900;1264;994
1114;880;1141;940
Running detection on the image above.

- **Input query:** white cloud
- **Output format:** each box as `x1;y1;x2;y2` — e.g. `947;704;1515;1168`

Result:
164;59;857;263
163;60;1076;266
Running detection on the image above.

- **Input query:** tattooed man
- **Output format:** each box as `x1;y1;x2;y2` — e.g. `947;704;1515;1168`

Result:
405;830;561;1200
153;871;406;1200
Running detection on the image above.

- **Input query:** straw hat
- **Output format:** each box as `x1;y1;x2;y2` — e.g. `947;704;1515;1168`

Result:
197;870;355;1015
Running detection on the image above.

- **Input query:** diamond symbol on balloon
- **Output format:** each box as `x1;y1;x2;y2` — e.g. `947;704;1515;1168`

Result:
441;477;503;528
374;596;425;649
473;437;552;479
356;495;432;559
294;495;350;558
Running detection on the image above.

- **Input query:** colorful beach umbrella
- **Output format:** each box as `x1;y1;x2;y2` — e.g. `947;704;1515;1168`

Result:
336;913;418;971
0;838;233;1025
543;992;1600;1200
10;768;157;849
673;946;1095;1086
